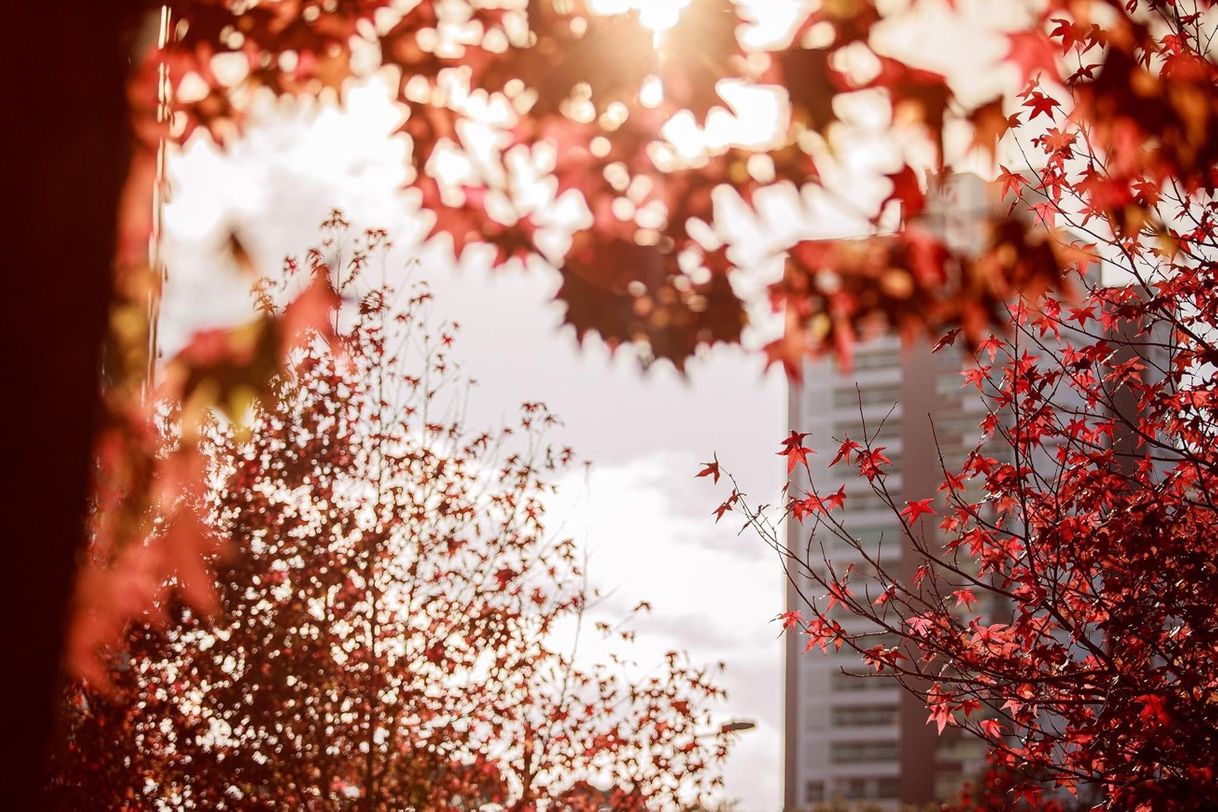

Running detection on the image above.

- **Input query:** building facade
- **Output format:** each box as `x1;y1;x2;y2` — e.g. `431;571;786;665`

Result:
783;175;994;810
783;336;992;810
778;168;1160;809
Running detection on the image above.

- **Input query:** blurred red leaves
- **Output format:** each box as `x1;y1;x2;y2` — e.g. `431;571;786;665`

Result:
70;2;1218;801
1004;29;1061;85
134;0;1154;375
70;226;342;682
129;0;1218;380
659;0;746;122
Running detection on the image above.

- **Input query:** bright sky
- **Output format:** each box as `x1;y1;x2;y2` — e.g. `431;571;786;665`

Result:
156;2;1030;806
160;75;790;808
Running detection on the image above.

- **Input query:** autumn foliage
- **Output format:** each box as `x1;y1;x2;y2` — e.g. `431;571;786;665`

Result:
139;0;1084;368
27;0;1218;804
706;2;1218;805
51;242;731;809
83;0;1063;677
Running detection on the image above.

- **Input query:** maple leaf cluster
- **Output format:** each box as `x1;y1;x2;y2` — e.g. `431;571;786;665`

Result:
113;0;1218;438
52;266;733;808
134;0;1086;371
717;271;1218;805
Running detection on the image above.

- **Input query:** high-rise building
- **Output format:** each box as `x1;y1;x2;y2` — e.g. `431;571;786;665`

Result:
783;335;993;810
782;176;994;810
779;169;1164;809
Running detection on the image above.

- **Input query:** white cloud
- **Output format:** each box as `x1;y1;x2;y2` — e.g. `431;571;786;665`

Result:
546;452;785;810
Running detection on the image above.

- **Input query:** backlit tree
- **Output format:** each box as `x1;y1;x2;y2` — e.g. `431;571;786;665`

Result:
50;234;732;810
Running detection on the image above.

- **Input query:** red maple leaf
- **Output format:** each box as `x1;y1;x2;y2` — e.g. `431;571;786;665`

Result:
830;438;863;467
933;327;962;353
1005;30;1060;84
879;164;925;224
1048;18;1078;53
792;486;847;520
927;687;955;734
857;447;891;481
901;498;936;523
997;165;1027;199
823;486;847;513
979;718;1005;739
1137;694;1170;725
952;589;978;610
778;430;815;473
1022;90;1061;120
713;491;740;523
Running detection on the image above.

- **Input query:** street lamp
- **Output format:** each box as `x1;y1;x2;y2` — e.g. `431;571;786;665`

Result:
719;719;757;734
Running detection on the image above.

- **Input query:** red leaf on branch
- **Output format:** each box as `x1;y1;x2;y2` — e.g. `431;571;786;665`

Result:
778;430;815;473
901;498;936;523
1022;90;1061;120
830;438;863;467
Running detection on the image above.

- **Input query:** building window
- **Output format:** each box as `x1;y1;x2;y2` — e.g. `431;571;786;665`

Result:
836;420;902;442
804;780;825;803
851;349;902;370
831;703;897;727
928;414;986;439
842;526;895;546
833;776;902;800
830;670;892;691
830;739;900;764
843;491;896;514
814;527;902;562
833;384;902;409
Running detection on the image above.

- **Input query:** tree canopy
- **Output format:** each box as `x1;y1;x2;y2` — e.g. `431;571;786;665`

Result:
53;251;732;809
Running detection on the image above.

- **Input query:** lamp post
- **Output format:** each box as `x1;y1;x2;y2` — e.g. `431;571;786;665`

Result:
720;719;757;734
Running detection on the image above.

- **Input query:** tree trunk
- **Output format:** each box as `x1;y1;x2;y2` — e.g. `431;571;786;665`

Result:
4;2;133;804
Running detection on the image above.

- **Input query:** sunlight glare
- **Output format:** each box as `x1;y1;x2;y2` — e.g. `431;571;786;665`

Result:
589;0;692;32
585;0;797;160
655;80;787;165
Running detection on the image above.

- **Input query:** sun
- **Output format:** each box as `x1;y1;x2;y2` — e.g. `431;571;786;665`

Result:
589;0;693;32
